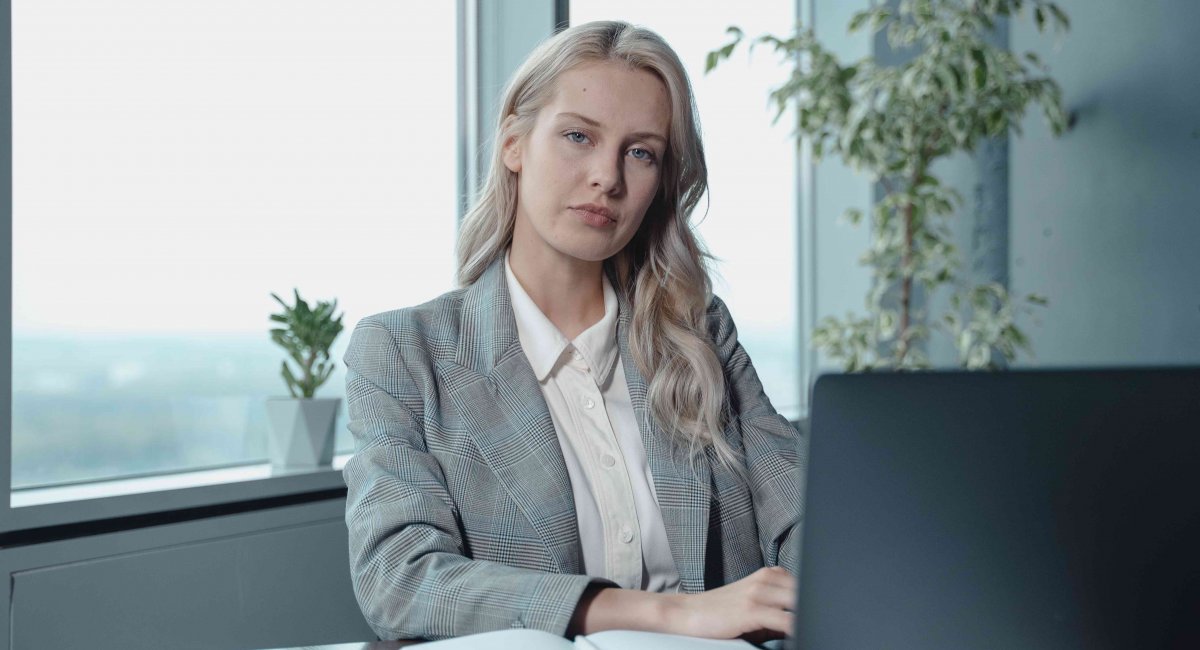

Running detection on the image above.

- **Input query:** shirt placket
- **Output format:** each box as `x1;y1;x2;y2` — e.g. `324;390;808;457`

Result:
563;347;643;589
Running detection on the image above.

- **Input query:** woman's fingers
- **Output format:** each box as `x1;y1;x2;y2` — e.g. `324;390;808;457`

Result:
750;567;797;609
753;565;796;590
758;608;794;635
743;567;797;635
675;566;798;640
751;582;797;611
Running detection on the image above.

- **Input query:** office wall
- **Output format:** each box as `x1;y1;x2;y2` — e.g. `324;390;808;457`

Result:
1010;0;1200;367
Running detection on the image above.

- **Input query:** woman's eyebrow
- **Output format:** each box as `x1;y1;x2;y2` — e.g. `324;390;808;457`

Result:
554;111;667;145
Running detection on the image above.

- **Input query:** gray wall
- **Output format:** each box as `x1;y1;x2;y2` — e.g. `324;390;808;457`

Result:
1010;0;1200;367
1;498;373;650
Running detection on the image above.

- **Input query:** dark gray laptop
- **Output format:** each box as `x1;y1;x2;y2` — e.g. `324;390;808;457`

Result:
793;368;1200;649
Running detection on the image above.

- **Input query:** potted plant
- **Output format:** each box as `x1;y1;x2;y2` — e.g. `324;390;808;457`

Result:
708;0;1070;370
265;289;345;470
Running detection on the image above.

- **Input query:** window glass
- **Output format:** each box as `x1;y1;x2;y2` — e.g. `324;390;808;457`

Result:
570;1;800;417
11;0;457;488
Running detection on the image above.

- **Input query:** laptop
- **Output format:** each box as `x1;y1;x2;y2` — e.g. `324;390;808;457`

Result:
792;367;1200;649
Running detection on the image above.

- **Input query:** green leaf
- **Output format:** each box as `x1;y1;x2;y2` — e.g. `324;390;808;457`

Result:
848;11;871;33
1034;6;1046;31
971;49;988;88
705;51;719;73
281;361;300;399
1048;4;1070;30
872;9;893;31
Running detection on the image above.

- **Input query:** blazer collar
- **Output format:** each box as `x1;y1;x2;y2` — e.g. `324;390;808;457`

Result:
455;254;521;375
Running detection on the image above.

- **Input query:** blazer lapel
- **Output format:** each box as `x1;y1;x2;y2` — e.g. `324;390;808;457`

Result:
444;257;583;575
611;271;713;593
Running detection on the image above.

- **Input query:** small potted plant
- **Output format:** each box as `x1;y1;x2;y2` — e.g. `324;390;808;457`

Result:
265;289;345;471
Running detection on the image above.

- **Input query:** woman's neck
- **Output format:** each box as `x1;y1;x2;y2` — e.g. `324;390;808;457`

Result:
507;239;606;341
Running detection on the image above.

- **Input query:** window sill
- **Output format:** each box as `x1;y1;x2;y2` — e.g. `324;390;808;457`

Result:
4;453;352;535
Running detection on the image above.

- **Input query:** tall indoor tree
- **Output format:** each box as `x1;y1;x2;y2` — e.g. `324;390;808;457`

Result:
709;0;1070;370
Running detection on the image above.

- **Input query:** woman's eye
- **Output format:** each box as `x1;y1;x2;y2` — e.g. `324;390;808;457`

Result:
629;147;657;163
565;131;590;144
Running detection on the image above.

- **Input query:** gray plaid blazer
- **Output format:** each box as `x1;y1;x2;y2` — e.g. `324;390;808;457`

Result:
343;255;806;641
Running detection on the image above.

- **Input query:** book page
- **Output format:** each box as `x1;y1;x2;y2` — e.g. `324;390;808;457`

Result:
579;630;754;650
417;628;572;649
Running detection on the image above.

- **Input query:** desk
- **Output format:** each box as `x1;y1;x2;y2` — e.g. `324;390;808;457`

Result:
265;641;421;649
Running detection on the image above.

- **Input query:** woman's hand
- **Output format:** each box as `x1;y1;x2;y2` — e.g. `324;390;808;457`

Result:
568;566;796;641
666;566;796;641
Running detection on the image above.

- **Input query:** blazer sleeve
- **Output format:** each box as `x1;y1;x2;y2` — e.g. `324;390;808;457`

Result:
707;296;808;577
342;315;602;641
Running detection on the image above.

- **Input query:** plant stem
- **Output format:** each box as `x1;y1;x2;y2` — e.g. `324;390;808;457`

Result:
898;197;914;365
896;138;934;366
897;161;924;364
304;349;317;397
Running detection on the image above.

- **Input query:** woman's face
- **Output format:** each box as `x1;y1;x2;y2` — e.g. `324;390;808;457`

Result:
503;61;671;266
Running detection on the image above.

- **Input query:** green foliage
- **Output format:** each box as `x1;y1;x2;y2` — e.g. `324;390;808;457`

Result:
269;289;344;398
708;0;1069;371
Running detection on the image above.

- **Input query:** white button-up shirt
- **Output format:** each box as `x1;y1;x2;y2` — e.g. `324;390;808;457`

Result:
504;250;681;592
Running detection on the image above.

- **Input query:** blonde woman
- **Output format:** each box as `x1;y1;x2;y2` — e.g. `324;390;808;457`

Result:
343;20;805;644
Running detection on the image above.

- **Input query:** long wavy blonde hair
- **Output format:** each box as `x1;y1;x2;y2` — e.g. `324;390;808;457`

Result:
456;20;740;472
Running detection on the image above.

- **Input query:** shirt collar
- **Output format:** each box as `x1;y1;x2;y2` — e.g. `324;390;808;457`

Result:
504;249;620;385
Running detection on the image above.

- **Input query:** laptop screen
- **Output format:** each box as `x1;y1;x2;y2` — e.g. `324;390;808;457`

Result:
794;368;1200;650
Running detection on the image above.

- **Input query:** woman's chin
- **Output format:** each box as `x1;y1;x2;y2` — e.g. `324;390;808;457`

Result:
564;245;624;264
546;236;627;264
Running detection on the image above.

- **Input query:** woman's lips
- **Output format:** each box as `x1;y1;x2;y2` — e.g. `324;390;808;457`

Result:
570;207;617;227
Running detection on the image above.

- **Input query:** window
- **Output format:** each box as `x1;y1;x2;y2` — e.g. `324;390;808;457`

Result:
11;0;458;488
570;2;801;418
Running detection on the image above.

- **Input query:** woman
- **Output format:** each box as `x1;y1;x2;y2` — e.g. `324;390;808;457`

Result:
343;20;805;643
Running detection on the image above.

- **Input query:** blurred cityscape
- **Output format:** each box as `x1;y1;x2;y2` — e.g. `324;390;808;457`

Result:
11;334;352;489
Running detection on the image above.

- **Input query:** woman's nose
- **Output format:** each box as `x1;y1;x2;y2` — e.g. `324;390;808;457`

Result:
589;151;624;194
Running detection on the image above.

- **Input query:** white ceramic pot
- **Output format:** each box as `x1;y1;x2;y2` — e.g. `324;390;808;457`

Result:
264;397;340;471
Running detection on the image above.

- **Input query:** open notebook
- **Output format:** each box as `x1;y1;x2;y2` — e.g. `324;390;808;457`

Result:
417;628;755;649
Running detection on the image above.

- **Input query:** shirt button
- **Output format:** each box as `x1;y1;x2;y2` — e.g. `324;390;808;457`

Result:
583;397;595;409
572;350;583;361
619;526;634;544
601;454;616;469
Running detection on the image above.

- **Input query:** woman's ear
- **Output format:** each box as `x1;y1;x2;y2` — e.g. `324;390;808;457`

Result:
500;115;523;173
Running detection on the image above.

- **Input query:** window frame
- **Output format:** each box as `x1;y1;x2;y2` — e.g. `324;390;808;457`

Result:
4;0;18;533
